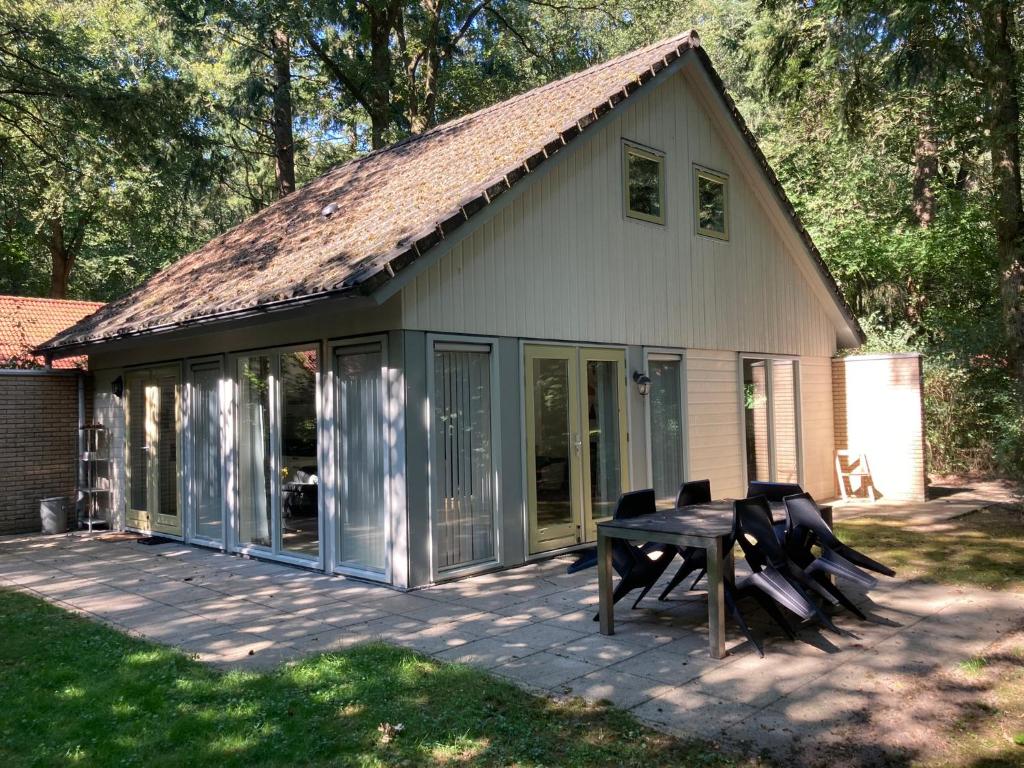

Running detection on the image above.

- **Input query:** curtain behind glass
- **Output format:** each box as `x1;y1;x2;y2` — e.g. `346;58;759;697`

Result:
771;360;799;483
279;350;319;558
434;348;495;570
238;356;272;547
336;347;386;573
649;359;684;505
192;365;222;540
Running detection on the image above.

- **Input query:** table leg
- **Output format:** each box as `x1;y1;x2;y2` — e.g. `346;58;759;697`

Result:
705;536;726;659
597;531;614;635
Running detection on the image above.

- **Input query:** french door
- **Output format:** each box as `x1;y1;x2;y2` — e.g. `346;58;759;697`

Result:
125;367;182;536
525;345;628;554
188;360;224;544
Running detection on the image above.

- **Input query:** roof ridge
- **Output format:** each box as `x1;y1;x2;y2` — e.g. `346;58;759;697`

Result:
0;295;104;306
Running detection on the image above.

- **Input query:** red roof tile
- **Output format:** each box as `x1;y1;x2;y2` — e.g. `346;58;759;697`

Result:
0;296;103;368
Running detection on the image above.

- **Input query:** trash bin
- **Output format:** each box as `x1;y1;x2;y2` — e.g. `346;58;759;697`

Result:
40;497;67;535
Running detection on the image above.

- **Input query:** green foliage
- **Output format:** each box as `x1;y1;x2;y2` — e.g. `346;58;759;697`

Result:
0;589;739;767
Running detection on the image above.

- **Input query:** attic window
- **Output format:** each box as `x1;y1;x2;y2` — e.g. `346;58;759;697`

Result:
695;166;728;240
623;142;665;224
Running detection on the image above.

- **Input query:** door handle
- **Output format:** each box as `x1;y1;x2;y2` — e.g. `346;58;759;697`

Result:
572;434;583;455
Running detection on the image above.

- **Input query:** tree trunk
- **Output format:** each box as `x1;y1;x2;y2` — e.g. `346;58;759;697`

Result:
911;125;938;226
983;2;1024;382
367;4;397;149
271;28;296;197
47;219;71;299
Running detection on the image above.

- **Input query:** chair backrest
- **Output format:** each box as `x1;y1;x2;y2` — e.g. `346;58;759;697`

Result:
613;488;656;521
734;496;787;571
746;480;803;502
783;492;840;549
676;479;712;508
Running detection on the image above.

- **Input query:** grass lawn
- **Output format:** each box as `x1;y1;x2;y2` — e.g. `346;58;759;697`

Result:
0;589;738;768
836;506;1024;589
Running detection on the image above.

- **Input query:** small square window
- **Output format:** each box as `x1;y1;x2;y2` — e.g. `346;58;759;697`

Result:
624;143;664;224
695;167;728;240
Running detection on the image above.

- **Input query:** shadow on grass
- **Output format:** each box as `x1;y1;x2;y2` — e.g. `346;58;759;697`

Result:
0;589;736;768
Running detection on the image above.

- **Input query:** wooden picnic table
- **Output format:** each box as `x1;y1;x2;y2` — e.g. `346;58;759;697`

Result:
596;499;833;659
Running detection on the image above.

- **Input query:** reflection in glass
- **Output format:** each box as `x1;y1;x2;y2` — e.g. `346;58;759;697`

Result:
697;172;727;235
128;377;148;511
743;358;799;483
238;355;272;548
434;348;495;570
336;347;386;573
744;359;770;483
532;358;572;530
587;360;622;522
771;360;799;483
157;375;178;518
649;359;684;505
628;151;662;218
279;350;319;557
191;364;222;541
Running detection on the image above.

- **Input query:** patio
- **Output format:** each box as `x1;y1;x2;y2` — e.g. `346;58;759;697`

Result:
1;484;1021;760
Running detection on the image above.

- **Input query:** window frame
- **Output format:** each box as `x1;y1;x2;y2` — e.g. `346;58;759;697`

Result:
623;140;666;225
693;165;730;241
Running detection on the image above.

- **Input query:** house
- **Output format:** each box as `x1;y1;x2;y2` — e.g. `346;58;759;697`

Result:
1;295;103;369
39;31;867;589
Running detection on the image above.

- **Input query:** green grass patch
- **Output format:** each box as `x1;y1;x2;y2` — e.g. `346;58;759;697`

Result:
836;507;1024;589
958;657;989;675
0;589;738;768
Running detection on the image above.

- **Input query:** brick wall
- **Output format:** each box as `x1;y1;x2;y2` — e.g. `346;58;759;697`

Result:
0;371;90;534
832;354;927;502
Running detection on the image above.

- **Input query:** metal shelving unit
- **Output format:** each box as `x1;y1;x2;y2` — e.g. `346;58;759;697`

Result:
79;424;111;531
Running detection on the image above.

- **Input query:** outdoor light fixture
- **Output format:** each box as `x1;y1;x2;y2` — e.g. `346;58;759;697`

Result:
111;375;124;399
633;371;651;397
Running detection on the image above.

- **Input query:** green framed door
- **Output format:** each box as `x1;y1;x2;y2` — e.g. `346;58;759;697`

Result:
525;345;629;554
125;367;182;536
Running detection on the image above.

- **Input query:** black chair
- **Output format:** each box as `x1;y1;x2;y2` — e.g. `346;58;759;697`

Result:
783;492;896;580
656;480;714;602
592;489;677;618
732;496;842;653
747;480;804;502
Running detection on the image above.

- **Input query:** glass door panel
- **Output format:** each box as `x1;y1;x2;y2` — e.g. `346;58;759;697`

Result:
771;360;799;483
125;368;181;535
190;362;223;542
581;349;628;540
335;345;387;574
126;375;151;530
433;345;497;572
153;374;180;533
648;356;685;506
279;350;319;557
525;346;581;553
743;357;800;485
238;355;273;548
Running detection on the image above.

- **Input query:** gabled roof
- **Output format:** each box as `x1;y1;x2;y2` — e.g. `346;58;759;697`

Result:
42;30;862;353
1;295;103;368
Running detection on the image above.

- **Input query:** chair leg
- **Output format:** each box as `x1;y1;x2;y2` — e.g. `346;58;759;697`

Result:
632;582;656;609
690;568;707;590
748;589;797;640
726;590;763;658
814;574;867;620
658;561;699;601
593;575;642;621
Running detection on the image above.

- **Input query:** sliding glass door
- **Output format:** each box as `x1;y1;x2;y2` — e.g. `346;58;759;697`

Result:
236;347;320;562
432;342;497;575
334;342;388;576
125;367;181;536
743;357;800;484
189;361;224;543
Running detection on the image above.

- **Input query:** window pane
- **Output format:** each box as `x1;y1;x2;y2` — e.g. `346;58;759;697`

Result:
157;375;178;519
586;360;622;521
531;358;572;532
434;348;495;571
697;174;727;235
743;360;770;483
628;151;662;218
192;365;222;540
771;360;799;483
280;349;319;558
128;378;148;511
238;355;272;548
336;347;386;573
649;359;684;505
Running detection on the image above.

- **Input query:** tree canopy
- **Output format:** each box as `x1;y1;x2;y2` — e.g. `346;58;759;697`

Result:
1;0;1021;474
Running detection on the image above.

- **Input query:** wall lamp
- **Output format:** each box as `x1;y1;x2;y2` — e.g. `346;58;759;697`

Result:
111;375;124;399
632;370;651;397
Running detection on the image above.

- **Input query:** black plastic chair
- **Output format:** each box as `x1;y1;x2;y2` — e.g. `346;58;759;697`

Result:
783;491;896;580
656;480;714;602
747;480;803;502
592;489;677;618
732;496;843;650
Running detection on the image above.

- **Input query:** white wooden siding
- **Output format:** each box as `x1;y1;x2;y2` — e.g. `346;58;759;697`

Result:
799;357;836;500
401;71;838;358
686;349;744;497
